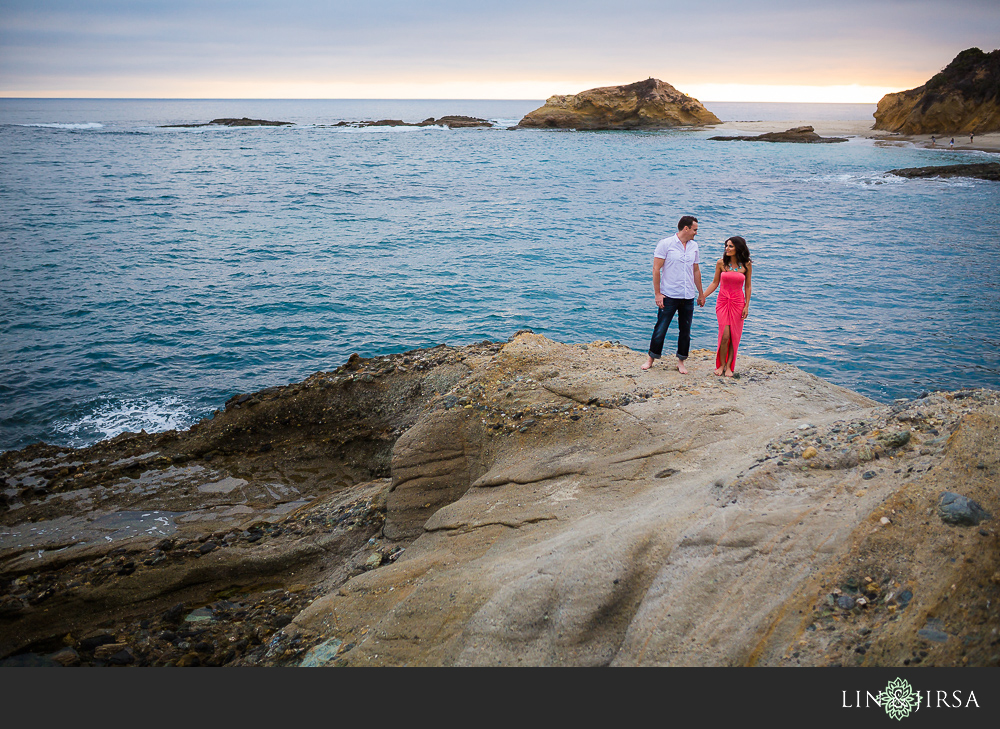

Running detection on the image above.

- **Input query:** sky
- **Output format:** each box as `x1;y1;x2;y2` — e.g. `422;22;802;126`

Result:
1;1;998;102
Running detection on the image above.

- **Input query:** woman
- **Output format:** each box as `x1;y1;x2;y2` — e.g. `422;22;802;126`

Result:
702;236;752;377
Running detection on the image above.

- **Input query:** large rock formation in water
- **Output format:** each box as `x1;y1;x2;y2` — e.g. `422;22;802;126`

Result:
873;47;1000;134
517;78;721;130
2;333;998;667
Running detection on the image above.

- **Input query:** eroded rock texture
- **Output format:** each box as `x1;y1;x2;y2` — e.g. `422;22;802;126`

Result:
873;47;1000;134
517;78;721;130
2;333;998;667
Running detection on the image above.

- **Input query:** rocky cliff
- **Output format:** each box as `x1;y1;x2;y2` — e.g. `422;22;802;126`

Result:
873;47;1000;134
517;78;721;130
1;333;998;667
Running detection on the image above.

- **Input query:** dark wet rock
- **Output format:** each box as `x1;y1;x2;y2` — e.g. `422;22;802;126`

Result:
335;116;492;129
160;117;293;128
886;162;1000;181
162;603;187;624
836;595;856;609
709;126;847;143
198;541;218;555
50;647;80;666
79;632;116;651
95;643;131;662
0;595;26;618
862;471;877;480
937;492;992;525
917;628;950;643
431;116;494;128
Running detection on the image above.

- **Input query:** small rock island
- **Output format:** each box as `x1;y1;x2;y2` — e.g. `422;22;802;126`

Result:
873;47;1000;134
333;116;492;129
887;162;1000;181
160;117;293;128
517;78;721;130
709;125;848;144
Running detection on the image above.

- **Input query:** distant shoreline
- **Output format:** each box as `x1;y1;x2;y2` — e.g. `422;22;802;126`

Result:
710;119;1000;153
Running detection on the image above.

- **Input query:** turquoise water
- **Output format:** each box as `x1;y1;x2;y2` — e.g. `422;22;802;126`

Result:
1;99;998;451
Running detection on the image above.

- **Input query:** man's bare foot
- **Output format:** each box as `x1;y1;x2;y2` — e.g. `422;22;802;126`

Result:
713;366;723;376
677;359;688;374
642;356;654;371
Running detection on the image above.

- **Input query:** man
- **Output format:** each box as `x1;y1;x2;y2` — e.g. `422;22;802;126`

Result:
641;215;705;374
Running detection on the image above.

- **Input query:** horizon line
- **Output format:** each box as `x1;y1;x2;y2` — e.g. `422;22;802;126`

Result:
0;96;880;104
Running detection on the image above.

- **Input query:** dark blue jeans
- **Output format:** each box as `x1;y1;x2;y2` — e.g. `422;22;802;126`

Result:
648;297;694;360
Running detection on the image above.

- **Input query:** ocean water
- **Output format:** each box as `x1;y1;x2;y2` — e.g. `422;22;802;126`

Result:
1;99;998;452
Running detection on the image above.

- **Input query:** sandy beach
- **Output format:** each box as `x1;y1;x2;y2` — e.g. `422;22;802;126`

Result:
711;119;1000;154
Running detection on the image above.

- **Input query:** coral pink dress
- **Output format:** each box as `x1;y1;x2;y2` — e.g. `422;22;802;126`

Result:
716;270;746;372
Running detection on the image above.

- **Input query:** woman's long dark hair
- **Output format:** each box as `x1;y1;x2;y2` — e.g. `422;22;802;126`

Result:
723;236;751;269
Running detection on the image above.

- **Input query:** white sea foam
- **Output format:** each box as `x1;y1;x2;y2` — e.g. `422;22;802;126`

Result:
54;396;193;444
21;122;104;130
831;172;909;188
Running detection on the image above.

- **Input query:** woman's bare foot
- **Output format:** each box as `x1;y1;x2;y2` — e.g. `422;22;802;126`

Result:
642;356;654;370
713;366;723;376
677;359;688;374
724;368;734;378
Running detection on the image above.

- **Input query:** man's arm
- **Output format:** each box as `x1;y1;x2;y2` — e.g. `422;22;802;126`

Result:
652;257;665;309
694;263;705;307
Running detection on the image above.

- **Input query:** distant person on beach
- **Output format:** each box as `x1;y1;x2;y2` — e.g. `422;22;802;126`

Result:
930;135;936;146
642;215;705;374
950;138;955;148
971;132;975;144
702;236;753;377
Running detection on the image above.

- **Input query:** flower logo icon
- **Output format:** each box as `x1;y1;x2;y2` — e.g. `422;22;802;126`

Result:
877;677;920;720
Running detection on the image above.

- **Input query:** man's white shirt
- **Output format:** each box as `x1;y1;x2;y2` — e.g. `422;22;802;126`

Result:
654;233;700;299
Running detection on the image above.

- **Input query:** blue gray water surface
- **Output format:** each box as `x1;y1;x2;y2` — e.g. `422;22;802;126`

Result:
1;99;998;451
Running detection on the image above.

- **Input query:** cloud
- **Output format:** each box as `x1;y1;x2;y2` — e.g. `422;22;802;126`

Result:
1;1;998;97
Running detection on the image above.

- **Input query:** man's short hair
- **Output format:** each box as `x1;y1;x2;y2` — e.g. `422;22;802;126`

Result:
677;215;698;231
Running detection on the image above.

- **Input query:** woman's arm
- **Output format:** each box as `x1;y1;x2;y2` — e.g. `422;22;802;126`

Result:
702;260;724;299
742;262;752;319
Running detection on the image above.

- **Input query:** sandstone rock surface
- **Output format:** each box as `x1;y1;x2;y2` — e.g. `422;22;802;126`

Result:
517;78;721;130
2;334;998;667
873;47;1000;134
709;126;847;144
